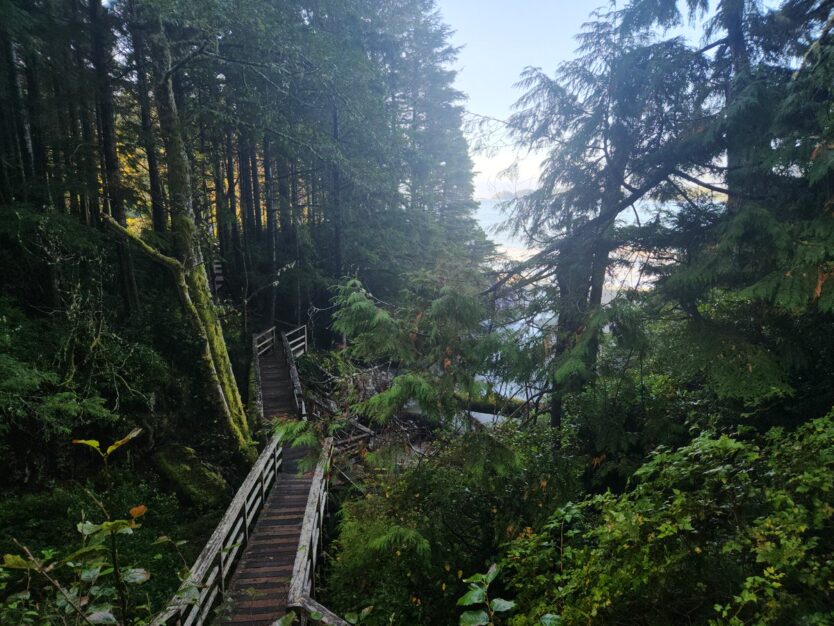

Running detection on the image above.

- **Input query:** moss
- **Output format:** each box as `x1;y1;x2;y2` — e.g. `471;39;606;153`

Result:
185;267;255;460
153;445;230;510
247;356;264;433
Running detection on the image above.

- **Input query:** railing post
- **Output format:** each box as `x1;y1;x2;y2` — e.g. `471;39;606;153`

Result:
218;550;225;593
274;442;281;476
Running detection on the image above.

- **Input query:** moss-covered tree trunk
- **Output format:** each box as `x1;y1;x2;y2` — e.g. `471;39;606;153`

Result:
145;18;253;457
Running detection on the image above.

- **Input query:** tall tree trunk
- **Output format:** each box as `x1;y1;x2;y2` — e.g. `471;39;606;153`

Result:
277;156;292;239
238;130;254;241
250;139;262;237
128;13;166;232
331;105;342;278
263;134;277;324
723;0;751;213
23;52;49;207
213;148;233;274
291;160;303;324
89;0;140;314
147;18;253;457
79;93;100;226
0;30;25;202
225;127;243;295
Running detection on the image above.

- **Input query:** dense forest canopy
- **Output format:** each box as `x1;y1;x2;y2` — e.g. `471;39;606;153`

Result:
1;0;834;624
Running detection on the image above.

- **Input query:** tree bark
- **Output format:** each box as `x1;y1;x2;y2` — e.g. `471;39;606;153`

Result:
263;134;277;324
225;127;244;294
239;130;254;241
147;17;253;458
127;12;166;232
89;0;140;314
331;105;342;277
23;52;49;207
250;139;262;237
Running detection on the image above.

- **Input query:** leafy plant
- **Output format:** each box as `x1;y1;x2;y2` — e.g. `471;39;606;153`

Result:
0;429;155;625
457;564;515;626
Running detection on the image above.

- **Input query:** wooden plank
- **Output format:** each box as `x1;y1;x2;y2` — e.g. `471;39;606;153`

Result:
152;425;282;625
287;439;334;603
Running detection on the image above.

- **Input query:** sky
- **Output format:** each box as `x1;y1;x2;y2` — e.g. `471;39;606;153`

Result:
436;0;602;199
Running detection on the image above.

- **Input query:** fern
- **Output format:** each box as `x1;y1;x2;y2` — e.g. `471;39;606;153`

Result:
367;525;431;561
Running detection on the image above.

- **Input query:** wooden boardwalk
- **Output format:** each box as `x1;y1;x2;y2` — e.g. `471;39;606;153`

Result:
223;348;311;625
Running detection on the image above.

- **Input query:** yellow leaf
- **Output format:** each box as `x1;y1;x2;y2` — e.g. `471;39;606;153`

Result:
105;428;143;457
3;554;33;569
72;439;101;453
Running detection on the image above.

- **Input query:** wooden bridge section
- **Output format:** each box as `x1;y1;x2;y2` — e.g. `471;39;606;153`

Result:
154;325;349;626
222;329;306;625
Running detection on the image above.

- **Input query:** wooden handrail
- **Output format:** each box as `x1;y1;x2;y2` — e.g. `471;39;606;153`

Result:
287;438;348;626
153;329;282;626
152;436;283;625
283;325;308;357
248;333;265;431
154;326;363;626
254;326;278;356
281;326;308;420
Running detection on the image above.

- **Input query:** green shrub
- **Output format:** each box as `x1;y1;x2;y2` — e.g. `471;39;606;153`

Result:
504;414;834;625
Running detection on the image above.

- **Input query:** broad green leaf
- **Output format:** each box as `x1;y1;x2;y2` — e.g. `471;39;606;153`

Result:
360;606;374;619
310;611;323;620
457;586;486;606
540;615;563;626
105;427;142;457
274;613;297;626
87;610;117;624
61;544;106;563
459;610;489;626
485;563;499;584
345;612;359;624
81;566;101;582
77;521;101;536
176;584;200;604
99;520;132;534
122;568;150;584
462;572;485;584
490;598;515;612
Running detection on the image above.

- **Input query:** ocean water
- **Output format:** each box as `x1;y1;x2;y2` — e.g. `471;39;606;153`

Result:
473;197;532;260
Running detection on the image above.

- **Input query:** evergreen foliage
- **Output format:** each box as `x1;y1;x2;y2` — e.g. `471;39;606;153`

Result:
4;0;834;624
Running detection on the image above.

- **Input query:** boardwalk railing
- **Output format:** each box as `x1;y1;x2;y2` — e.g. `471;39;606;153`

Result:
287;438;348;626
254;326;278;356
152;436;283;625
155;324;363;626
248;330;269;429
284;324;308;357
281;325;308;419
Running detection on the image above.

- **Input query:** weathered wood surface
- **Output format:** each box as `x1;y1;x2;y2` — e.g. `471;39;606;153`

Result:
155;325;346;626
221;447;311;625
287;438;348;626
280;330;307;419
151;429;283;626
222;346;311;625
